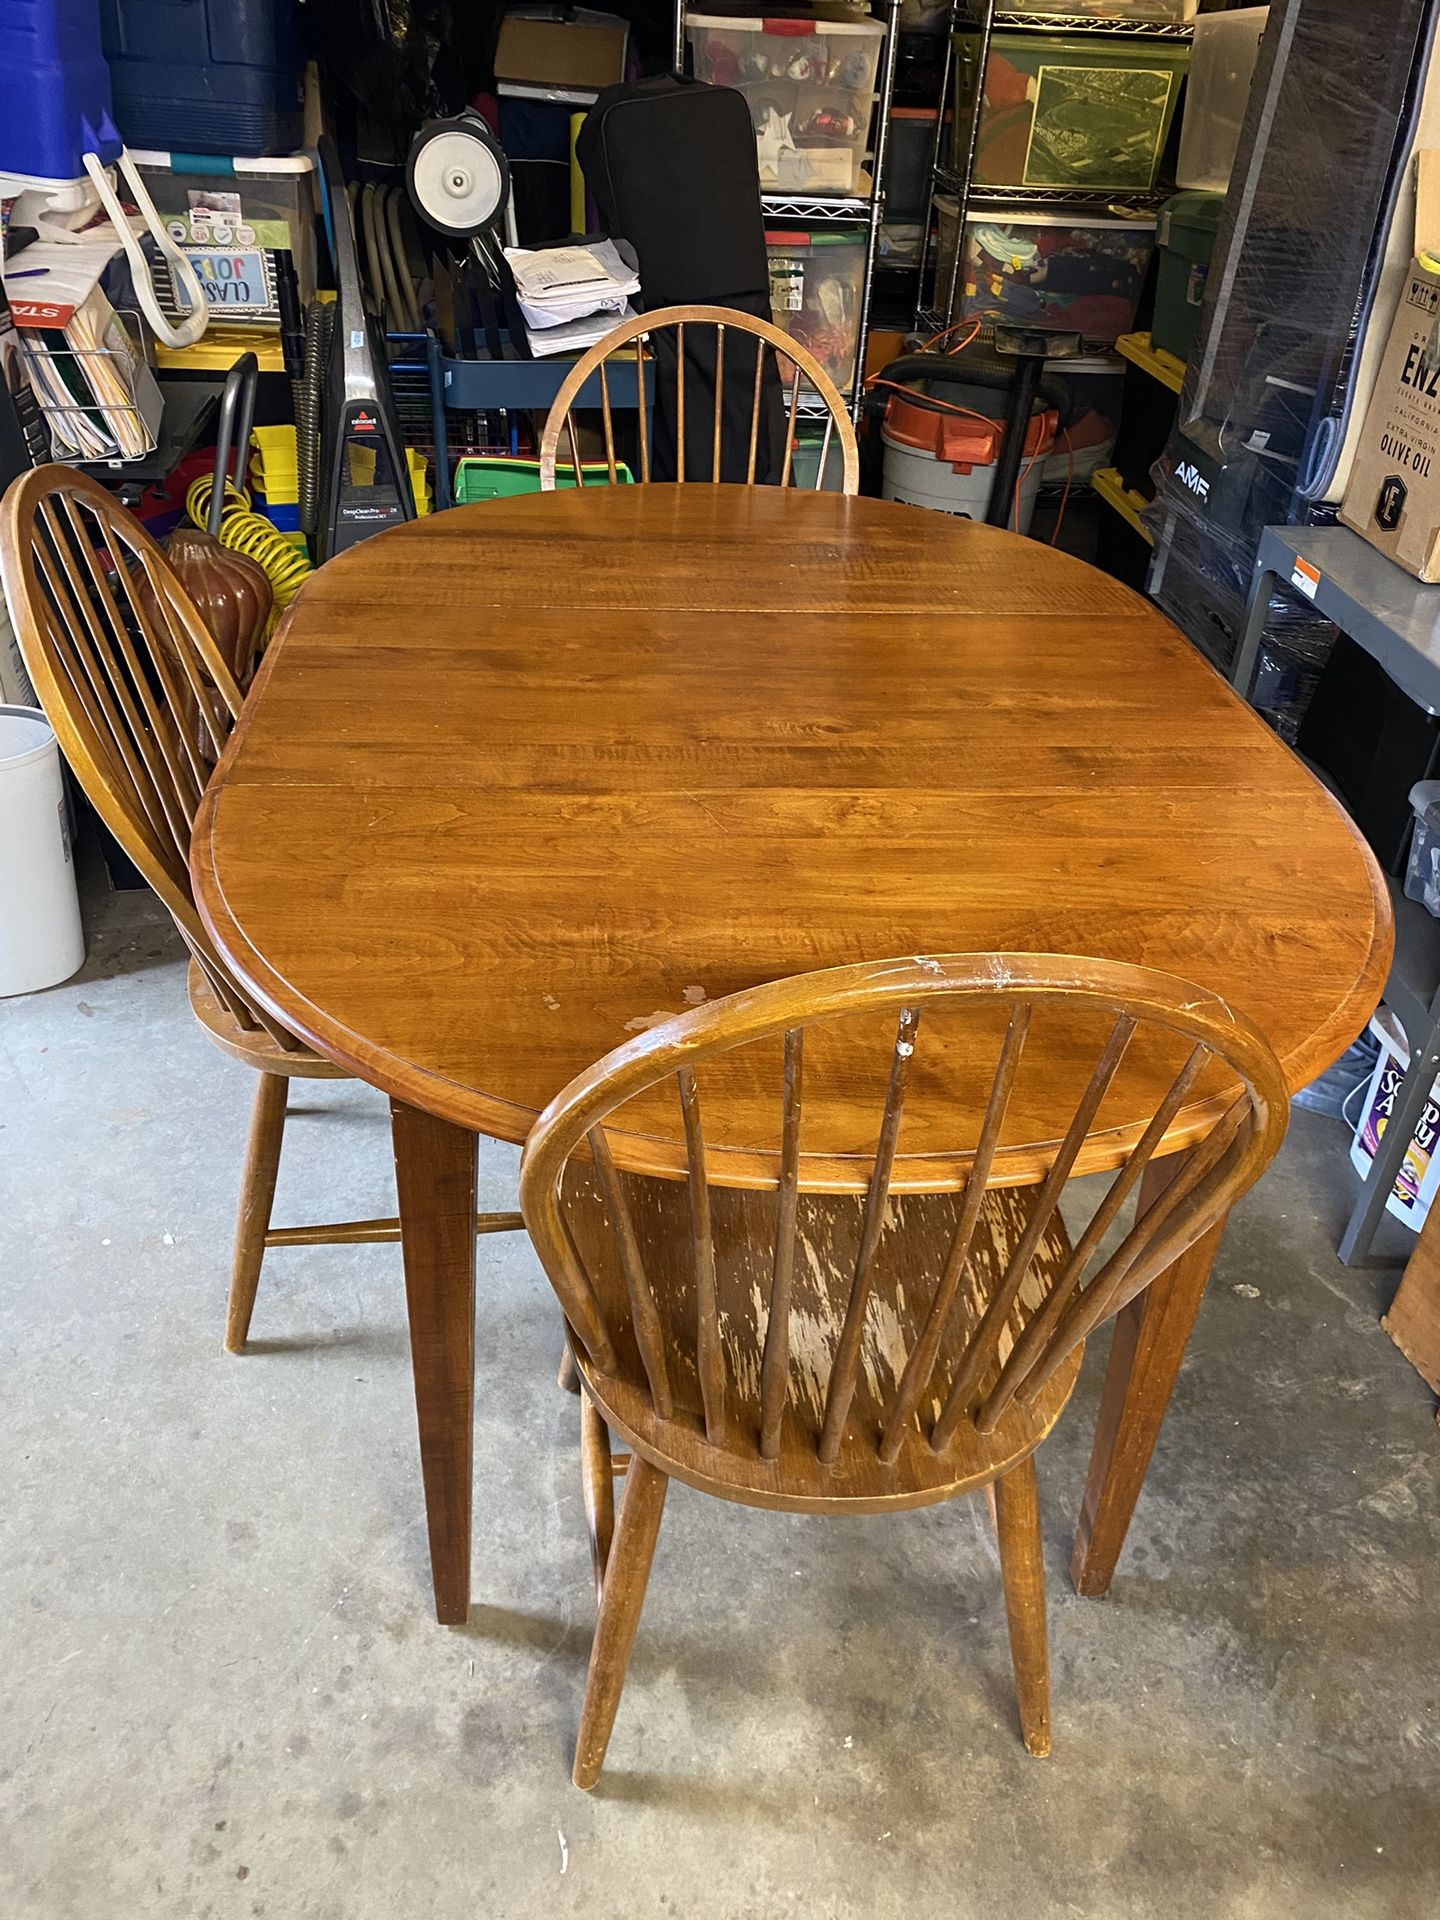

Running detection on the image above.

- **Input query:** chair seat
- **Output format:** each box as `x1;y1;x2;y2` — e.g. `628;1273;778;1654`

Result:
188;961;347;1080
562;1167;1082;1514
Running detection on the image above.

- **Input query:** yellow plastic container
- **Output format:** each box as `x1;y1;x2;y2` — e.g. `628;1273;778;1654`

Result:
407;447;432;516
248;425;299;503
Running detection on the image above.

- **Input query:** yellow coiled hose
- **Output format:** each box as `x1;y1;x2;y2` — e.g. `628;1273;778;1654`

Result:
185;476;314;618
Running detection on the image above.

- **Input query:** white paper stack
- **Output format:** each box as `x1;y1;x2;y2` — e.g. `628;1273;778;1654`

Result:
505;240;640;358
4;240;162;461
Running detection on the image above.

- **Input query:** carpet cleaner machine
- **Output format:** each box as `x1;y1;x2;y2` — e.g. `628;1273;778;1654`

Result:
314;134;416;561
306;117;510;562
0;0;209;350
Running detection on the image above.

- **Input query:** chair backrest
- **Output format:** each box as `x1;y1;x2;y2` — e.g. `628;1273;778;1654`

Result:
0;462;294;1047
538;303;861;495
520;954;1289;1466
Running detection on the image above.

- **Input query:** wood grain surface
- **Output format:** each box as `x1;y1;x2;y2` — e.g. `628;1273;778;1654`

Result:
192;486;1391;1183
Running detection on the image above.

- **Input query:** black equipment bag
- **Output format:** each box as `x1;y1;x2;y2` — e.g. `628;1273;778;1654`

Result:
577;76;786;483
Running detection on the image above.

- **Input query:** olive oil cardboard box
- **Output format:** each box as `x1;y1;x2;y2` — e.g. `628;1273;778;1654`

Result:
1342;152;1440;581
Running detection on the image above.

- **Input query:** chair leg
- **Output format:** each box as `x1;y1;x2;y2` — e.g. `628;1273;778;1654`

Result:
558;1336;581;1394
992;1454;1052;1758
224;1072;289;1354
579;1392;615;1604
572;1453;668;1791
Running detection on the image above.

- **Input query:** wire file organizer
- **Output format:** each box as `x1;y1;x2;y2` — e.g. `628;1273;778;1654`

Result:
19;312;163;466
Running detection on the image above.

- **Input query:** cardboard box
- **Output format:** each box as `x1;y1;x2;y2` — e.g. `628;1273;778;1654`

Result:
494;8;628;98
1341;152;1440;581
1384;1197;1440;1412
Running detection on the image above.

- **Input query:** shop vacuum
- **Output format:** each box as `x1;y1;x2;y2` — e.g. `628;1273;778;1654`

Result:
865;329;1075;529
315;134;415;562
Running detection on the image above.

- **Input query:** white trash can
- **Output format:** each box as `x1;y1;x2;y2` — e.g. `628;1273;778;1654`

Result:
0;706;86;996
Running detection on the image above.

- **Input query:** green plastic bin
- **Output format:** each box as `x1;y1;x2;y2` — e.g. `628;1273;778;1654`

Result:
952;31;1189;192
453;456;633;503
1152;191;1224;364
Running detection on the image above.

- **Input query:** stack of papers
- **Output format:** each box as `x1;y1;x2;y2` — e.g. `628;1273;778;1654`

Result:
505;240;640;358
4;241;161;461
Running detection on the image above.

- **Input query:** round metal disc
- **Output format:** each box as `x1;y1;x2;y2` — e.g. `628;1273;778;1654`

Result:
406;122;508;238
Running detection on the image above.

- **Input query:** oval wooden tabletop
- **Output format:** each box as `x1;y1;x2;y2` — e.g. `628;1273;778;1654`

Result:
192;485;1390;1188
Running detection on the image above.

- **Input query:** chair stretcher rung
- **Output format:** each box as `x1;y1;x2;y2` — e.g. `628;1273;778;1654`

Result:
264;1211;524;1248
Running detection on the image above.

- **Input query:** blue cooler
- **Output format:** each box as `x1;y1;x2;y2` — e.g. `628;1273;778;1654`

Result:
0;0;121;186
99;0;303;156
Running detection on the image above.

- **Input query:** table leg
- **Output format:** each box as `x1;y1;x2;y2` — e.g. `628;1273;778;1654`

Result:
390;1098;477;1625
1069;1150;1229;1598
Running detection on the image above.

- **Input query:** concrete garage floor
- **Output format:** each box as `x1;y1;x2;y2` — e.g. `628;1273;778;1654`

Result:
3;867;1439;1920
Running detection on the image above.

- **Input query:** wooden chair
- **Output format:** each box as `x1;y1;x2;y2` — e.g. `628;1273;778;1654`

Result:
538;304;860;494
519;953;1289;1788
0;464;521;1353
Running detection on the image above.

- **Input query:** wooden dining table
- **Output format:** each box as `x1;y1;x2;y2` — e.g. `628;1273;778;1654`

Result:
192;484;1390;1626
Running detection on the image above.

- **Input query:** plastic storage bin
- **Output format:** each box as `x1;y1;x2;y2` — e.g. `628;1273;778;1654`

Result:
453;457;633;501
0;707;84;997
1046;356;1124;483
879;220;924;267
1152;190;1223;364
688;13;886;196
791;422;849;491
951;30;1189;192
99;0;304;156
135;155;319;313
766;228;866;390
952;207;1156;349
1177;6;1269;193
1405;781;1440;917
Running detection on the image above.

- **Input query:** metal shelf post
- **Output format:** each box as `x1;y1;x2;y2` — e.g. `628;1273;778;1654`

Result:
915;2;1194;337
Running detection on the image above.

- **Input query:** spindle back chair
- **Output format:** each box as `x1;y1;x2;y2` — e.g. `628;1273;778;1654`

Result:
537;304;860;494
0;465;521;1354
1;465;259;1023
520;952;1289;1787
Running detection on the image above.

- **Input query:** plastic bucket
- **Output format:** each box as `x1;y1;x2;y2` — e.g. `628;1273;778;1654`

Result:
1348;1009;1440;1231
0;707;85;996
